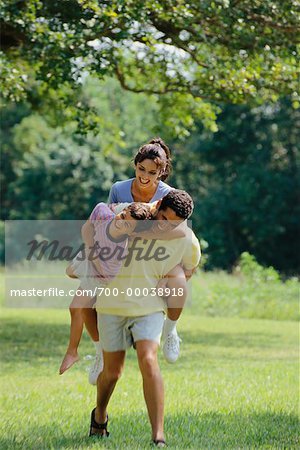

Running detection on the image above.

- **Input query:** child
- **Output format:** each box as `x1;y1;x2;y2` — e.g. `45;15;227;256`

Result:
59;201;153;376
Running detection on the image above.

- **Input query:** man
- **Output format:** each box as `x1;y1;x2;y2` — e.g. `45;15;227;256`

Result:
89;190;201;447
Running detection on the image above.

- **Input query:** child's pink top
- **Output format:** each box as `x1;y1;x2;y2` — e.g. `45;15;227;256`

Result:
89;202;128;282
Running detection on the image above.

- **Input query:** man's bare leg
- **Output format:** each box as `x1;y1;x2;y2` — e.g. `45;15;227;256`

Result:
136;340;165;442
91;350;126;435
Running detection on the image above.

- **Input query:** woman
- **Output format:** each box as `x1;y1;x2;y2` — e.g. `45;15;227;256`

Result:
84;137;185;384
108;137;172;204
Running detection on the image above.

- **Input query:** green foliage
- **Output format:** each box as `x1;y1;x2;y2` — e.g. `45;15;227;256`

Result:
171;99;300;273
191;262;299;321
6;128;114;220
1;77;163;221
1;0;299;133
0;222;4;264
1;79;299;273
238;251;280;283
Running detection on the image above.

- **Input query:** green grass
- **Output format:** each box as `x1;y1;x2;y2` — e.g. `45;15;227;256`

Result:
0;308;299;449
190;270;299;321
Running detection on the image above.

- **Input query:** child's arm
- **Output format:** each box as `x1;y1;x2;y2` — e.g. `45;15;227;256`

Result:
81;220;106;277
81;220;95;252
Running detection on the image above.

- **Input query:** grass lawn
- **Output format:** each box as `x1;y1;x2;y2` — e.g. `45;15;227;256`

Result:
0;308;299;449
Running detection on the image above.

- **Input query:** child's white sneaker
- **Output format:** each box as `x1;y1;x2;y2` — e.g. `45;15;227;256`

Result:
88;352;104;385
162;330;182;363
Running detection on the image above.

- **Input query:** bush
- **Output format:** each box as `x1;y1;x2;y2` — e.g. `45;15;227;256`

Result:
0;221;4;264
190;253;299;321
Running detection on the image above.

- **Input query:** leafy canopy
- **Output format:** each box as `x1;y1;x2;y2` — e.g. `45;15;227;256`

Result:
1;0;299;132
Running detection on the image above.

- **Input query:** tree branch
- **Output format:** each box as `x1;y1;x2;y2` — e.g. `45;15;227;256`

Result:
247;13;300;33
115;64;216;102
114;65;180;95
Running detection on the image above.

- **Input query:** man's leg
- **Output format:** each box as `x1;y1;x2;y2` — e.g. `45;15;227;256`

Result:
91;350;126;435
136;340;165;442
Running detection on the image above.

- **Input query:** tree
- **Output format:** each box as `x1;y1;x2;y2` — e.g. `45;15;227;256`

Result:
6;130;114;220
1;0;299;134
170;99;300;273
1;76;165;220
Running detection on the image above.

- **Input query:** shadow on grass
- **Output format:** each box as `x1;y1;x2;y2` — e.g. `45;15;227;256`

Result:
0;316;289;370
0;317;72;363
0;410;299;449
0;315;139;375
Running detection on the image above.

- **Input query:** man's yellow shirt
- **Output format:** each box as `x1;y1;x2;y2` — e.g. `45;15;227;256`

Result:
96;228;201;316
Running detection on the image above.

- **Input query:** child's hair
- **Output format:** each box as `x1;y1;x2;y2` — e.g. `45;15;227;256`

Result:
126;203;154;232
127;202;153;220
134;137;172;181
159;189;194;219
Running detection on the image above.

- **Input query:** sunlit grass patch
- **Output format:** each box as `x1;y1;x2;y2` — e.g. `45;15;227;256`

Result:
0;308;298;449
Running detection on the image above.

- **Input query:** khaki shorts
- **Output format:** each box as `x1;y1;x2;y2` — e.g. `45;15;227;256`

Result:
98;311;165;352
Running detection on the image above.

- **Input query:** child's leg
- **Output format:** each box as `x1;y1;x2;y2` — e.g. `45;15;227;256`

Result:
165;265;187;321
82;303;99;342
160;265;187;363
82;300;104;385
59;291;93;375
66;264;78;279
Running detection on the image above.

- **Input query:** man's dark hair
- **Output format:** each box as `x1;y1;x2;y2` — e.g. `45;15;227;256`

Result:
159;189;194;219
